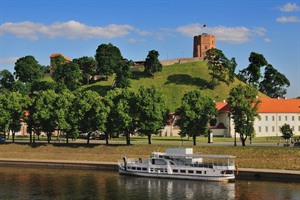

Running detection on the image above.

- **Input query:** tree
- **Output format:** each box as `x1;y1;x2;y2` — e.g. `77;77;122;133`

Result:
175;90;217;146
114;59;131;88
237;52;268;87
0;69;15;91
73;56;97;85
280;124;293;145
104;88;136;145
227;84;260;146
72;90;109;144
52;61;82;91
14;55;44;83
135;85;167;144
144;50;162;77
31;90;59;143
204;48;235;88
259;64;290;98
95;43;123;79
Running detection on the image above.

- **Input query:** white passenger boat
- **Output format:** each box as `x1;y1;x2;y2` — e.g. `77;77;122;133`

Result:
118;148;236;182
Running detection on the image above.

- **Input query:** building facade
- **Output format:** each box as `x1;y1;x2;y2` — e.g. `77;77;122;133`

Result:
193;33;216;58
213;98;300;137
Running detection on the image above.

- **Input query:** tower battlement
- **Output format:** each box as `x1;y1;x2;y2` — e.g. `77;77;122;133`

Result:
193;33;216;58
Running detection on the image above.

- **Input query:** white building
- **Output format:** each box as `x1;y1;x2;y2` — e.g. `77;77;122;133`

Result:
213;98;300;137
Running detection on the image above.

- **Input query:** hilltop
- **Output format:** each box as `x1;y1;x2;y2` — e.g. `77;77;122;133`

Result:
79;61;267;111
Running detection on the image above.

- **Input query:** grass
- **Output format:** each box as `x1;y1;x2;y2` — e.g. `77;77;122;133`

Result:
1;136;299;170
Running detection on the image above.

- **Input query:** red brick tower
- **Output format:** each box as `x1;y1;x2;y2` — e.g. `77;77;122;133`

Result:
193;33;216;58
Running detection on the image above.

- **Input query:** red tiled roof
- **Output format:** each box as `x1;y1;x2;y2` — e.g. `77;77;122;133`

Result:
50;53;71;61
216;98;300;113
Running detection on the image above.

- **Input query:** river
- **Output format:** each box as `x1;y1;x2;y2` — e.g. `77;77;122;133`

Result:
0;167;299;200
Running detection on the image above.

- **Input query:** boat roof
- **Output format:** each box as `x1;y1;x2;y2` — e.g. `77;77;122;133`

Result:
153;152;236;159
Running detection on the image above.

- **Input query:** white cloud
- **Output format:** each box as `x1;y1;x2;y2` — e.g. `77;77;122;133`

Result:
0;20;135;40
264;38;271;43
276;16;300;23
280;3;300;12
176;23;266;44
0;57;19;64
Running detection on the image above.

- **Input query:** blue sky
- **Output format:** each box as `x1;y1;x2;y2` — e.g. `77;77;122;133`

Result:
0;0;299;97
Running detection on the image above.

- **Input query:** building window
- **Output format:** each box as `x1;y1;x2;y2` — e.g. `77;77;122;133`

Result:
265;116;268;121
272;116;275;121
258;126;261;132
265;126;268;132
279;116;281;121
298;116;300;121
272;126;275;132
285;116;288;121
298;126;300;131
292;116;294;121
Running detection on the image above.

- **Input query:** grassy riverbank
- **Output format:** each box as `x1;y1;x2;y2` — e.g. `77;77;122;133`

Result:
0;137;299;170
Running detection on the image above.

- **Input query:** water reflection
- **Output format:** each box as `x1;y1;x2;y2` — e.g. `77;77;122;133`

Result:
0;167;299;200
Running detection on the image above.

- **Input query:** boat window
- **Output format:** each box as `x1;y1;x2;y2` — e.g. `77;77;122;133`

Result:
152;159;167;165
180;170;186;173
188;170;194;174
196;171;202;174
142;168;147;171
173;169;178;173
137;167;141;170
132;167;136;170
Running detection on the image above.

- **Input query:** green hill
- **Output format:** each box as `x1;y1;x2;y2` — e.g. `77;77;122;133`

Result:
81;61;267;111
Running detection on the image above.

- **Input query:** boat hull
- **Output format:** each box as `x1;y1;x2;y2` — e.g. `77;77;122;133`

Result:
118;167;235;182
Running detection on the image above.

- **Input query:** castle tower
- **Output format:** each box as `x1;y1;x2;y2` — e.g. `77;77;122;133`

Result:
193;33;216;58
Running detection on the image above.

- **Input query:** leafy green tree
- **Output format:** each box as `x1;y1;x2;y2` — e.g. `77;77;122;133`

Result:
204;48;235;88
0;92;12;139
237;52;268;87
280;124;293;145
0;91;26;142
14;55;44;83
0;69;15;91
72;90;109;144
31;79;57;94
31;90;58;143
135;85;167;144
11;80;31;95
176;90;217;146
227;84;260;146
50;55;68;74
144;50;162;77
73;56;97;85
259;64;290;98
54;89;75;143
52;61;82;91
95;43;123;79
114;59;131;88
104;88;136;145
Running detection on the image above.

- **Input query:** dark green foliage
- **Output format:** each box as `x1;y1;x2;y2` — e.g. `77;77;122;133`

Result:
227;84;260;146
280;124;293;145
238;52;268;87
95;43;123;77
14;55;44;83
104;88;136;145
259;64;290;98
144;50;162;77
135;85;167;144
52;61;82;91
73;56;97;85
204;48;235;88
176;90;217;145
0;69;15;90
115;59;131;88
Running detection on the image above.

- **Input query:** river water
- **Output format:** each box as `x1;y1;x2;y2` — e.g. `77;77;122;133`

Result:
0;167;299;200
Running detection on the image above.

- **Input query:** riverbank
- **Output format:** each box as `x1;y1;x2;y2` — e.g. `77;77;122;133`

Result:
0;158;300;183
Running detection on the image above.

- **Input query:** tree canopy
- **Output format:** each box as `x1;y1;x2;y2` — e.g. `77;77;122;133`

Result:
280;123;293;145
14;55;44;83
144;50;162;77
227;84;260;146
204;48;236;88
73;56;97;85
135;85;167;144
176;90;217;145
95;43;123;78
259;64;290;98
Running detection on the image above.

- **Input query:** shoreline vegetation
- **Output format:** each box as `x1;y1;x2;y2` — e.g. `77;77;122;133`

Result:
0;136;299;171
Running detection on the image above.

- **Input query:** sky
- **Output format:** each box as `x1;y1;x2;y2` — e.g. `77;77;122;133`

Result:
0;0;299;97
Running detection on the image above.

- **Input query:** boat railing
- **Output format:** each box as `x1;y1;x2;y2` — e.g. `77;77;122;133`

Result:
126;158;147;164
